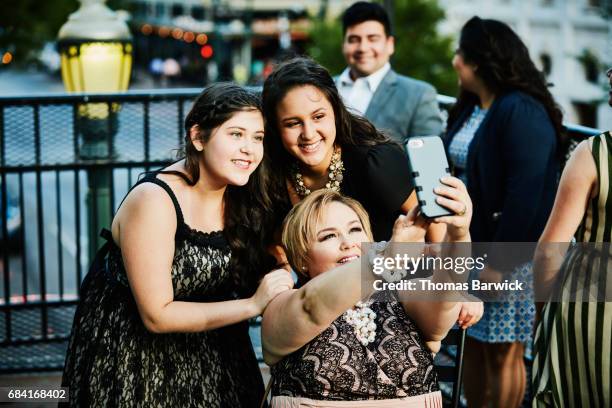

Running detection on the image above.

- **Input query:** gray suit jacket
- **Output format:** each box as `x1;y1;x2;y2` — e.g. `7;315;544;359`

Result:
337;69;443;145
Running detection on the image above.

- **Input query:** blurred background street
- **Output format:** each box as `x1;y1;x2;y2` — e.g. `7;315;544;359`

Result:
2;0;611;127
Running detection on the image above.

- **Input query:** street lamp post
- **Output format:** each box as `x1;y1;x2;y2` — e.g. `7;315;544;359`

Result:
57;0;133;261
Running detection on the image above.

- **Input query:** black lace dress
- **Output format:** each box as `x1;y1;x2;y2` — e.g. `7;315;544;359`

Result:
61;174;264;407
270;291;439;400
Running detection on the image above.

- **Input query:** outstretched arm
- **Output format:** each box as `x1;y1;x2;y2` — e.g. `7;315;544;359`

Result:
537;140;596;243
402;176;476;347
261;258;373;365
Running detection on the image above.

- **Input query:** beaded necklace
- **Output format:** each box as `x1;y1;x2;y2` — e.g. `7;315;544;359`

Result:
291;147;344;197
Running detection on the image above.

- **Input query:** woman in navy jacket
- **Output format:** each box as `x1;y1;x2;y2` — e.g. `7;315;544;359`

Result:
444;17;564;407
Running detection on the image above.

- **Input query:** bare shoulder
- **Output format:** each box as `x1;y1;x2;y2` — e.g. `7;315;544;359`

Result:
156;167;192;187
112;181;177;244
121;182;176;215
563;139;598;198
575;138;594;156
118;160;189;220
568;140;597;178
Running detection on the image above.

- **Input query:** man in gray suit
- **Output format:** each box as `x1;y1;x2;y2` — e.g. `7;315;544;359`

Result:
336;2;443;145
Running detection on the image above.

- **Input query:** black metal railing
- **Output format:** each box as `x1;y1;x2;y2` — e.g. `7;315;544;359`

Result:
0;89;201;372
0;89;602;373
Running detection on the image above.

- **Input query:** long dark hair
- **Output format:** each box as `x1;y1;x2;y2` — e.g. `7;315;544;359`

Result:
261;57;392;233
448;17;565;151
262;57;389;187
180;83;275;296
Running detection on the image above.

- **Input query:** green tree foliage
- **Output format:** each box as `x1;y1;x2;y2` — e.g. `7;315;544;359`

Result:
307;0;458;96
307;19;346;76
0;0;130;66
392;0;457;96
0;0;78;65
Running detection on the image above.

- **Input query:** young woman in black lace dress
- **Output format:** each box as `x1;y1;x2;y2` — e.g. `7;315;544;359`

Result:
62;83;294;407
262;189;473;406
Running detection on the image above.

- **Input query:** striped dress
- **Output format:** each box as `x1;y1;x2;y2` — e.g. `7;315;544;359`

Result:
532;131;612;407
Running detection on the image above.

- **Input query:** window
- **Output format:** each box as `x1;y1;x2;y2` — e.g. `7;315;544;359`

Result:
146;2;155;18
155;3;165;19
578;49;600;84
192;6;205;20
540;53;552;76
573;102;597;128
171;4;184;17
133;1;147;18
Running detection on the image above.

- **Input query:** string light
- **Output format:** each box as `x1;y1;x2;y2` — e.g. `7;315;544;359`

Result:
141;24;152;35
171;28;183;40
158;26;170;38
196;33;208;45
183;32;195;43
2;52;12;64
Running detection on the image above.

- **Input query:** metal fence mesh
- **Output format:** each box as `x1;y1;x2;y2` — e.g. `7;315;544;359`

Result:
1;91;201;372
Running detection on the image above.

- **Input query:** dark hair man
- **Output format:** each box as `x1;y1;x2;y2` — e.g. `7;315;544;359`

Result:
336;1;443;145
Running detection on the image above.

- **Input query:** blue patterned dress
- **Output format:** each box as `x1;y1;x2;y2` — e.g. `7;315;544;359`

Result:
448;106;535;347
448;105;487;185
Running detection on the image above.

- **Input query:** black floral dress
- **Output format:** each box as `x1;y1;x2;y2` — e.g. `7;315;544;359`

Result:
61;174;264;407
271;291;438;400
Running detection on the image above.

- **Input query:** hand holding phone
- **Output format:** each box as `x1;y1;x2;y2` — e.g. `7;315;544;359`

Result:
406;136;453;219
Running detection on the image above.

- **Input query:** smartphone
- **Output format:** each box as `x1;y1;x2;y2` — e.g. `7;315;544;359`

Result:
405;136;453;219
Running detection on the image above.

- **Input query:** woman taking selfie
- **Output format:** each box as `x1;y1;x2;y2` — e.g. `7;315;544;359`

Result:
262;188;473;406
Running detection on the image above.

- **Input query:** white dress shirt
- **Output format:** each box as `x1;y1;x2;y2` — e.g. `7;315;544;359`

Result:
337;63;391;116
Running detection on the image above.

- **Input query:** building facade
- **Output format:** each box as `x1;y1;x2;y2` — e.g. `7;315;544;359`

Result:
438;0;611;129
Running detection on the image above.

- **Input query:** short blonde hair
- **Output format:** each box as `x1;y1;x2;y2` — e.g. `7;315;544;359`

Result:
281;190;373;277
